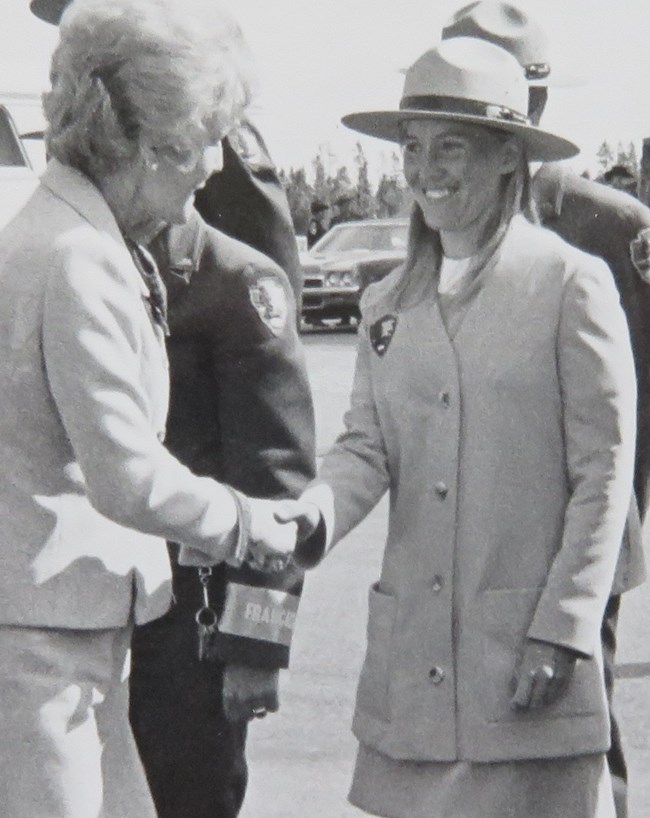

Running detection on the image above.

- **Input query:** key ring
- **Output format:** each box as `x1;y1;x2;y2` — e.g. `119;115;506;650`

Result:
195;566;218;629
195;605;218;629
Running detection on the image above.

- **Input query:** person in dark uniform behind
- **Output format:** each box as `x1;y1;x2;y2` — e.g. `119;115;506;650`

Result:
601;164;638;197
330;191;360;227
130;210;315;818
442;5;650;816
307;199;331;249
194;121;303;301
30;2;316;817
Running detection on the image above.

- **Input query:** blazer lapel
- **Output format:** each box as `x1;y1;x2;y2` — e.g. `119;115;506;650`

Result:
40;160;125;247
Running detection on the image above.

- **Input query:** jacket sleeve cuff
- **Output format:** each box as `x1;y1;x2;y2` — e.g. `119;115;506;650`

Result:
527;603;599;658
223;487;252;567
293;513;327;569
177;486;250;568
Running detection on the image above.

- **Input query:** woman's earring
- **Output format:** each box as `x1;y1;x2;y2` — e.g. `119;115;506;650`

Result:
143;147;159;172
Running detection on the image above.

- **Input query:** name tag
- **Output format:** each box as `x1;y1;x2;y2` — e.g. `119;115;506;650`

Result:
219;583;299;646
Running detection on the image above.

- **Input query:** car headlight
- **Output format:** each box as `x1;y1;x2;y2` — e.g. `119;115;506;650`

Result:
341;269;359;287
324;265;359;288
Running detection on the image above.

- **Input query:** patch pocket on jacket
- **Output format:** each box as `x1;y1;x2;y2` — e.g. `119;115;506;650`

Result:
473;588;602;723
354;582;397;724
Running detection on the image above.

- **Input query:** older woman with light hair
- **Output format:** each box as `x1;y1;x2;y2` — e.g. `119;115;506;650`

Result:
0;1;296;816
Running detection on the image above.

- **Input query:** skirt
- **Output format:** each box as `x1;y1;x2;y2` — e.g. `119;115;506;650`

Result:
349;743;615;818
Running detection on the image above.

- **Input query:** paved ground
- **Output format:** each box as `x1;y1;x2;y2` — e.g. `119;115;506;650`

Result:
241;329;650;818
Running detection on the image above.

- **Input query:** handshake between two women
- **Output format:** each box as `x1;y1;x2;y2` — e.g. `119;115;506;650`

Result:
242;497;324;573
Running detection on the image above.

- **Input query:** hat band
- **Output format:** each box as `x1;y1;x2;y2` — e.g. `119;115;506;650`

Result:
525;62;551;81
400;95;529;126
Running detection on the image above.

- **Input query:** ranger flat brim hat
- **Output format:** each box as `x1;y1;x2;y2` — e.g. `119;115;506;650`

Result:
442;1;584;87
342;37;579;162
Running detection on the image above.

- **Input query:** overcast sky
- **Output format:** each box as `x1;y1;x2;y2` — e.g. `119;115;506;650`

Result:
2;0;650;179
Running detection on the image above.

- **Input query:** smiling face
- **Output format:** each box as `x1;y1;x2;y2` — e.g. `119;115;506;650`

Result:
400;119;520;258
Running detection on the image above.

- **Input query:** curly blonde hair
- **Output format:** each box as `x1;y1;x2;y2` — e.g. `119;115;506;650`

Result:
44;0;255;180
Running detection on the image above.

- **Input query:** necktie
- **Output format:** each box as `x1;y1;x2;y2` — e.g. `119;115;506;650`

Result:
128;241;170;336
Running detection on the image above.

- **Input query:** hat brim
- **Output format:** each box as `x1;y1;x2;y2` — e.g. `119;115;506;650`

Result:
30;0;68;24
342;110;578;162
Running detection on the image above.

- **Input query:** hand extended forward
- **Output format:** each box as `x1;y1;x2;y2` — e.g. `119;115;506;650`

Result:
244;498;300;572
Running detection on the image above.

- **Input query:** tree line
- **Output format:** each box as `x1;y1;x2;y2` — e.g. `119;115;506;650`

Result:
278;143;412;234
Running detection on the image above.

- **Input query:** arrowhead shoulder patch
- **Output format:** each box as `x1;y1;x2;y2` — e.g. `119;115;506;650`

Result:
248;276;289;335
369;314;398;356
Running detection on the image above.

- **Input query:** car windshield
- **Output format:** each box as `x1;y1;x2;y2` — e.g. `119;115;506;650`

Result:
311;222;408;255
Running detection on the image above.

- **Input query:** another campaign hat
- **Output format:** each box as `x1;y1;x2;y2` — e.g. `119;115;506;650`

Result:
342;37;578;162
442;2;581;86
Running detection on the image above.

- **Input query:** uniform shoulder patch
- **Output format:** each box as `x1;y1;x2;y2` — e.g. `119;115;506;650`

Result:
248;276;289;335
369;314;398;356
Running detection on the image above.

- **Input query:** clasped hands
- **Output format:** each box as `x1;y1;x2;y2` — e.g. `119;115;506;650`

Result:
244;498;321;573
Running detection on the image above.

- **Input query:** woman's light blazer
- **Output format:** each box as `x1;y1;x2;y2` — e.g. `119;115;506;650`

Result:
303;215;637;762
0;161;239;629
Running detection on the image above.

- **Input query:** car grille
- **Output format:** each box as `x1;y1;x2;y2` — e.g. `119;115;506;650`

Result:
301;270;325;309
303;274;324;289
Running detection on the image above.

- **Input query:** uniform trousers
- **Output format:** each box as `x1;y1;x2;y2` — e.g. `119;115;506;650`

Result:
130;598;248;818
0;623;155;818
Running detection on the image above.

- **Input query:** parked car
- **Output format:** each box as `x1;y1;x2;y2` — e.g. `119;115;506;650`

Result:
295;234;308;254
301;218;408;326
0;103;39;229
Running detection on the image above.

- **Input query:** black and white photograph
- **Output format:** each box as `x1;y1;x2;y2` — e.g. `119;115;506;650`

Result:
0;1;648;816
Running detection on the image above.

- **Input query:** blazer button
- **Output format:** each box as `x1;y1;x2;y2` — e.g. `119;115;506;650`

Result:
431;574;444;592
439;390;451;408
434;481;448;499
429;666;445;685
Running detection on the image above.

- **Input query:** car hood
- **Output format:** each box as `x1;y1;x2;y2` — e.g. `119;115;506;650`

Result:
309;248;405;267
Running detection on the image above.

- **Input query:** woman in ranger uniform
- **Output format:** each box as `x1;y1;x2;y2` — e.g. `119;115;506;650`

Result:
284;36;636;818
